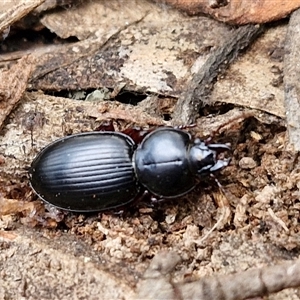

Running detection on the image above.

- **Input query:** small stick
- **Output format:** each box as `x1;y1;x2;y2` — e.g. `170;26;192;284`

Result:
173;25;264;125
136;251;300;300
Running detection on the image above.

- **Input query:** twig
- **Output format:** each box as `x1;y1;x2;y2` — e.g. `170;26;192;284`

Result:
172;24;265;125
136;251;300;300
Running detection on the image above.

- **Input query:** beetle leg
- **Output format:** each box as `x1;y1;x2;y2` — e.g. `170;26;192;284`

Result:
174;124;197;130
122;127;153;144
133;190;165;207
96;121;154;143
94;120;115;132
125;124;197;144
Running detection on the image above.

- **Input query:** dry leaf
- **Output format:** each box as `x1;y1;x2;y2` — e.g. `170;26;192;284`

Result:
211;25;286;118
26;1;235;96
41;0;152;40
159;0;300;24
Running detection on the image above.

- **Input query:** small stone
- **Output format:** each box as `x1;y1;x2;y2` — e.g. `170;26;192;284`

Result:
239;157;257;169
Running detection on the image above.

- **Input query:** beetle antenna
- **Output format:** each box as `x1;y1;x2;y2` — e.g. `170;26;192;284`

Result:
210;173;225;191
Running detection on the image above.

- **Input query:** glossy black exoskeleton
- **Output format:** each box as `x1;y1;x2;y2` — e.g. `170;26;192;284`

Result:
29;127;231;212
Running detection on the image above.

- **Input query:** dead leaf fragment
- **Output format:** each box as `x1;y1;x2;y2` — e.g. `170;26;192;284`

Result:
160;0;300;24
41;0;152;40
29;3;236;96
211;25;286;118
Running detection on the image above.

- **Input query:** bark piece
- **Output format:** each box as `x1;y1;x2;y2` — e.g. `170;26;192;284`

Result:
284;8;300;151
0;0;44;33
0;56;34;129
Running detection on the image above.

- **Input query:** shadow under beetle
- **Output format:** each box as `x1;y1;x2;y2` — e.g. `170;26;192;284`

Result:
29;124;231;212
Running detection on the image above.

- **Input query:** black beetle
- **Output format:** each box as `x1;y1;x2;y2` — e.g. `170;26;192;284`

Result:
29;127;231;212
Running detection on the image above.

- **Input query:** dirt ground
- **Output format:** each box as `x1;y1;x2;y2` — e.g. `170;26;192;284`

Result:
1;1;300;299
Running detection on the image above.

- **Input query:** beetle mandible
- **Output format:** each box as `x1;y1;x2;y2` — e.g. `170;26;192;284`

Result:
29;126;231;212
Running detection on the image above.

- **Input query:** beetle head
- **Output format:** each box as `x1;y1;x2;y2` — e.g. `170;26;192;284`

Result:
188;139;231;175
